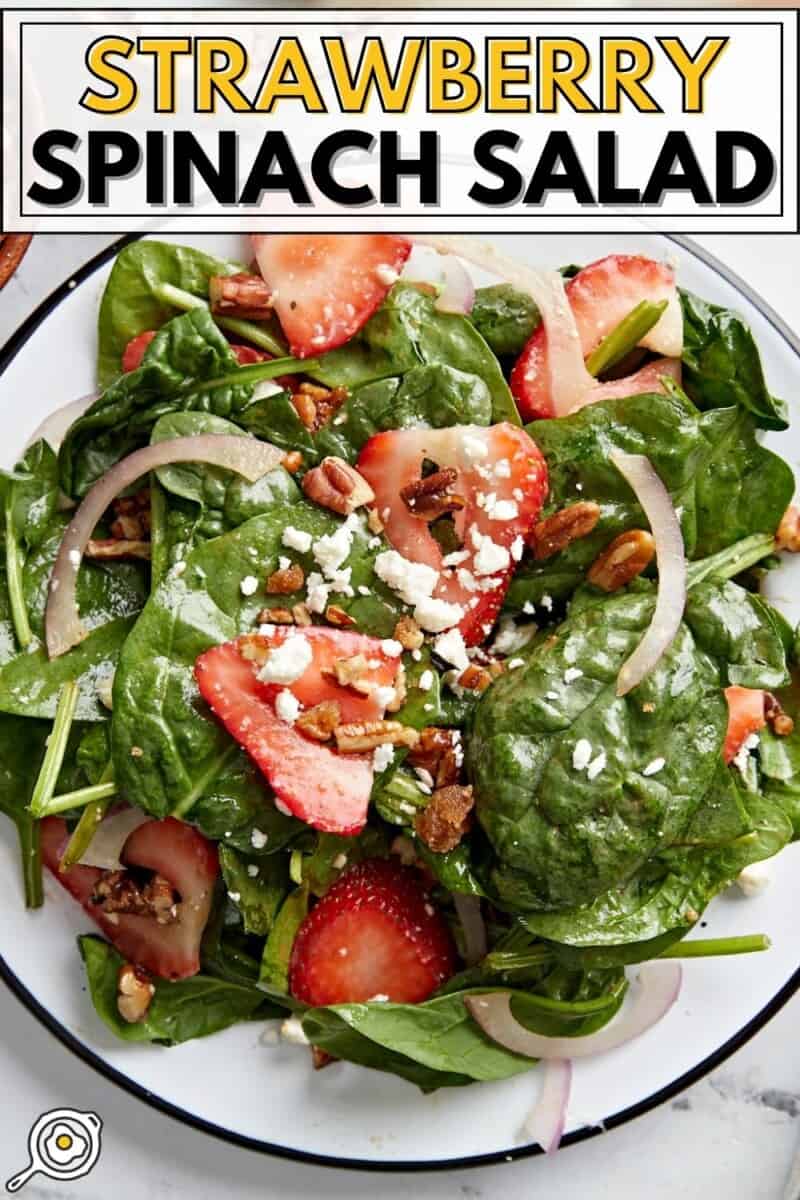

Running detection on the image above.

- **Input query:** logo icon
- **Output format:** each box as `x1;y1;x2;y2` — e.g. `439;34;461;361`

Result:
5;1108;102;1192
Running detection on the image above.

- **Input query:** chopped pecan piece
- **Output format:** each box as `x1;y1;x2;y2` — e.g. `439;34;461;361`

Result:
385;664;407;713
310;1045;337;1070
291;389;317;431
111;512;147;540
367;508;385;535
85;538;151;561
394;616;424;651
296;700;341;741
266;563;305;595
334;720;420;753
415;784;474;853
408;727;461;788
282;451;304;475
112;488;150;517
302;457;375;516
587;529;655;592
325;604;357;628
777;505;800;552
239;634;269;665
401;468;466;522
117;962;155;1024
209;272;273;320
458;664;493;692
258;606;295;625
292;602;312;627
530;501;601;560
92;870;179;925
290;382;348;433
323;653;372;693
764;692;795;737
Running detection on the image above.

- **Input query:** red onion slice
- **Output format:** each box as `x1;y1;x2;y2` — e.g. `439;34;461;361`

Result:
25;391;99;452
523;1058;572;1154
45;435;284;659
78;806;149;870
465;961;682;1059
453;894;487;966
610;451;687;696
410;235;594;415
435;255;475;315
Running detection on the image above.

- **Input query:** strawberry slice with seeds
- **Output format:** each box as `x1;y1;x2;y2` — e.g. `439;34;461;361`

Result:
723;686;766;764
195;628;404;835
251;234;411;358
121;330;157;373
41;815;218;980
511;254;682;421
357;423;548;645
289;858;458;1006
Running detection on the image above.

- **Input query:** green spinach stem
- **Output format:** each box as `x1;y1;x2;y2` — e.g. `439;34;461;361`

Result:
59;761;116;870
4;495;32;649
585;300;668;378
687;534;777;588
153;282;287;358
17;815;43;909
660;934;770;957
28;682;80;818
43;780;117;816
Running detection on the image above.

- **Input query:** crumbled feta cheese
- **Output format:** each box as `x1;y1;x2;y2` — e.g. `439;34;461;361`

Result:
381;638;404;658
418;669;434;692
564;667;584;683
375;263;399;286
357;585;371;596
375;685;398;709
368;536;382;550
305;571;331;614
545;690;559;700
374;549;438;605
456;567;478;593
487;499;518;522
642;757;665;777
733;732;760;776
282;526;313;554
433;628;469;671
510;535;525;562
258;636;312;684
247;864;259;877
413;595;464;633
274;797;293;817
572;739;593;770
442;549;470;567
240;575;259;596
736;862;770;897
275;689;301;724
540;594;553;612
473;534;510;577
313;524;354;576
373;743;395;772
492;615;536;656
508;657;524;670
332;853;348;870
414;766;435;789
281;1015;309;1045
461;432;489;461
493;458;511;479
411;648;422;661
587;750;607;781
523;601;535;615
250;828;268;850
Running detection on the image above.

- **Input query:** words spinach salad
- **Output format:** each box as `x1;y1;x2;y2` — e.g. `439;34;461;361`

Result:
2;234;798;1149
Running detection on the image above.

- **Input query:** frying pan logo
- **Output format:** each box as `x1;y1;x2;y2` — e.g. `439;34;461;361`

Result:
5;1108;102;1192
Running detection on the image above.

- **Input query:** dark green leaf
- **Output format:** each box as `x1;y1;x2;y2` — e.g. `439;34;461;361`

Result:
469;283;540;357
259;885;309;994
219;844;289;935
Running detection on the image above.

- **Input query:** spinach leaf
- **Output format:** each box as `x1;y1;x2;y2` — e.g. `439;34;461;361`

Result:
259;885;309;994
111;503;404;819
3;439;59;549
508;389;793;608
469;284;540;357
680;289;788;430
314;364;493;464
314;283;519;425
79;934;282;1044
298;827;389;896
97;240;244;387
191;749;306;853
684;581;789;691
0;714;48;907
219;844;289;935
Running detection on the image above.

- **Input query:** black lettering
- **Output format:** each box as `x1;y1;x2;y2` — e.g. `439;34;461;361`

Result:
524;132;594;204
597;131;640;204
87;132;141;204
145;130;166;205
173;131;238;204
311;131;375;205
379;131;438;205
716;131;775;204
26;130;82;205
468;130;522;204
240;132;311;205
642;131;712;204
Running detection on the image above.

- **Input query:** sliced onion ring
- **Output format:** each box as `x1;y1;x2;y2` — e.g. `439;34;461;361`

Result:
523;1058;572;1155
410;235;595;415
610;451;687;696
78;806;149;870
25;391;99;452
435;255;475;315
454;894;487;966
46;434;284;659
465;961;682;1059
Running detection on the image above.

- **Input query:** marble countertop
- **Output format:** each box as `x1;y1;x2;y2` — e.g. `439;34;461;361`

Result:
0;234;798;1200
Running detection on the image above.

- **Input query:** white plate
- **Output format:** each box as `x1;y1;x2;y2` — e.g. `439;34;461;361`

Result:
0;233;798;1171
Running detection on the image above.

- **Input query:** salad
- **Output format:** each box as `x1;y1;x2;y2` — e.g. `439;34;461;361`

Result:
2;233;798;1151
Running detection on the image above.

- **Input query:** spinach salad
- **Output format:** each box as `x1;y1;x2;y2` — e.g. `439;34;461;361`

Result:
2;234;797;1148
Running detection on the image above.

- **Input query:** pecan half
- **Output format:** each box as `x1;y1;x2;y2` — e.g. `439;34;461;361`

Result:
296;700;341;741
302;457;375;516
258;606;295;625
394;616;424;651
292;602;312;627
117;962;155;1024
401;469;466;522
587;529;655;592
86;538;151;561
385;665;407;712
325;604;357;628
415;785;474;853
323;653;372;693
266;563;305;595
239;634;269;665
92;870;179;925
334;720;420;753
209;272;273;320
776;505;800;552
291;390;317;431
530;501;601;560
407;727;460;787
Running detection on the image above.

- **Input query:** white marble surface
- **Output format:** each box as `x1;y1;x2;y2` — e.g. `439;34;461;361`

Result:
0;234;798;1198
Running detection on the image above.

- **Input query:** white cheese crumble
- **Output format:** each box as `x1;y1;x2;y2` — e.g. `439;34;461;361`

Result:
247;864;259;878
332;853;348;870
413;595;464;633
493;458;511;479
508;657;524;670
281;1016;309;1046
373;743;395;772
736;862;770;897
258;636;312;685
68;548;81;569
587;750;607;781
250;828;268;850
381;638;404;658
733;732;760;776
274;797;293;817
510;535;525;562
487;499;518;522
313;523;354;576
642;757;665;777
305;571;331;614
374;549;438;606
282;525;313;554
461;432;489;461
433;628;469;672
240;575;259;596
540;594;554;612
275;689;301;724
473;533;511;577
418;669;434;692
375;263;399;286
564;667;584;683
442;549;470;567
572;739;593;770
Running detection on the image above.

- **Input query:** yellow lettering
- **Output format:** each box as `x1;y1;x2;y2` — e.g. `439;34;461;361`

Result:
137;38;191;113
254;39;326;113
487;38;530;112
428;39;481;113
602;39;659;112
324;36;423;113
538;40;597;113
659;36;728;112
195;38;250;113
79;36;137;114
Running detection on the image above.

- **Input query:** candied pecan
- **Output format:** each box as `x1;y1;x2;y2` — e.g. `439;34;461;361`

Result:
239;634;269;665
291;383;348;433
311;1046;337;1070
92;870;179;925
394;616;424;651
764;692;795;737
291;390;317;431
302;457;375;516
258;606;294;625
296;700;341;741
401;469;466;522
385;664;407;713
111;512;146;540
292;602;312;627
530;501;601;560
117;962;155;1024
776;505;800;552
334;720;420;753
112;488;150;517
323;653;372;692
282;451;304;475
367;508;385;535
458;664;493;693
407;727;460;787
415;785;474;853
209;272;273;320
325;604;357;628
85;538;151;561
587;529;655;592
266;563;305;595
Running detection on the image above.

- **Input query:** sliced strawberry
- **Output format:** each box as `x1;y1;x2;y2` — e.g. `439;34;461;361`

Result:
289;858;457;1006
41;815;218;980
195;628;404;835
121;330;157;373
572;358;683;411
251;234;411;358
723;686;766;764
230;343;268;366
357;423;548;645
511;254;682;420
